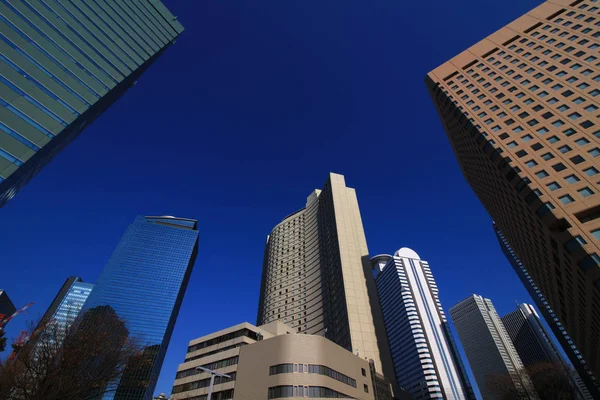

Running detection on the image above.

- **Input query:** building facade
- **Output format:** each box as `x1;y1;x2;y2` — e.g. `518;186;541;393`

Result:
426;0;600;382
0;0;184;207
373;248;471;400
171;321;400;400
501;303;592;399
256;173;395;384
450;295;538;400
495;224;599;396
82;215;199;400
0;289;16;321
37;276;93;337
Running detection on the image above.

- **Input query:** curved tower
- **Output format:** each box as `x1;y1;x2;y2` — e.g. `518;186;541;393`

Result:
374;248;473;400
256;173;394;382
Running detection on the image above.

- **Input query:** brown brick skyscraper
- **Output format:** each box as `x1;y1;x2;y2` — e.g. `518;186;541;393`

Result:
426;0;600;394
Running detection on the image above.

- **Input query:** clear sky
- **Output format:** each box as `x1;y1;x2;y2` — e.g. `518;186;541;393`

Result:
0;0;548;397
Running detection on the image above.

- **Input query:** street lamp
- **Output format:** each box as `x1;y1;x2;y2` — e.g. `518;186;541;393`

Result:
195;366;231;400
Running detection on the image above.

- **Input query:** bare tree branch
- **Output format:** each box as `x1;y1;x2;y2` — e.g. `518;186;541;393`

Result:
0;306;151;400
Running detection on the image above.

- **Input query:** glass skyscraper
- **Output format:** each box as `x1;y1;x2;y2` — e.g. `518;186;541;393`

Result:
37;276;94;338
0;0;184;207
82;215;199;400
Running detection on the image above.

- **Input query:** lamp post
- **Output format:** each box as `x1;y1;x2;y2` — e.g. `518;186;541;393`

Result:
195;366;231;400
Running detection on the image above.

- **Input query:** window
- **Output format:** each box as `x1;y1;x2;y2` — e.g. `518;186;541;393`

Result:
364;385;369;393
536;170;549;179
565;175;580;184
563;128;576;136
576;138;590;146
542;152;554;161
559;145;572;153
537;127;549;135
589;148;600;157
526;160;538;168
361;368;366;377
547;182;561;191
523;135;533;142
581;120;595;129
508;141;518;148
513;126;524;133
557;105;570;112
569;112;582;120
579;188;594;198
584;167;599;176
573;97;585;104
528;119;539;126
548;136;560;144
553;163;567;172
559;194;575;204
553;120;565;127
585;105;598;112
571;155;585;165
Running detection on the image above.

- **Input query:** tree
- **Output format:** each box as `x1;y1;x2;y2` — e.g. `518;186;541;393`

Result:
0;306;152;400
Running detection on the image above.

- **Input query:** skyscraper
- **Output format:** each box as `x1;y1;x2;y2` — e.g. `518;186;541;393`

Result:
450;295;538;400
501;303;592;399
371;247;470;400
37;276;94;337
373;248;472;400
0;0;184;207
82;215;199;400
495;224;599;396
426;0;600;382
256;173;395;385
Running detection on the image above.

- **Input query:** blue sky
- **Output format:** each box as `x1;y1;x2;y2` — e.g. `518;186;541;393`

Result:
0;0;548;396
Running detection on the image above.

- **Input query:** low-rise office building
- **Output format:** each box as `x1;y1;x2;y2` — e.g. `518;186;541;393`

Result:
171;321;403;400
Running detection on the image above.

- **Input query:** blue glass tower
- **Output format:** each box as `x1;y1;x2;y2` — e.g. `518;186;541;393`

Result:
0;0;184;207
83;215;199;400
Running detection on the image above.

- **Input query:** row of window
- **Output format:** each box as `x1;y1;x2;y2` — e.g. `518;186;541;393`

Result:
172;372;236;394
187;329;259;353
184;343;246;363
269;363;357;387
267;386;356;399
175;356;238;379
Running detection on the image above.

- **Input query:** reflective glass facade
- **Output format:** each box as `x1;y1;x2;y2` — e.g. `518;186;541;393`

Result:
0;0;184;207
82;215;199;400
39;276;93;338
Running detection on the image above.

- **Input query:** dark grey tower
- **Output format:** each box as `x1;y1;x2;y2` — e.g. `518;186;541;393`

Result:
501;303;592;399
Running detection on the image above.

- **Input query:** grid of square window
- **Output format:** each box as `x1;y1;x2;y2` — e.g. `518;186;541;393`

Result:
438;0;600;245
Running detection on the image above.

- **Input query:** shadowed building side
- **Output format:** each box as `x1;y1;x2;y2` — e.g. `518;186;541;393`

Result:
426;0;600;387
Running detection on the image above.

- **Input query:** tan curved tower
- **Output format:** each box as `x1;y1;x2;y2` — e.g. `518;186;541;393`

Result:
256;173;392;379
